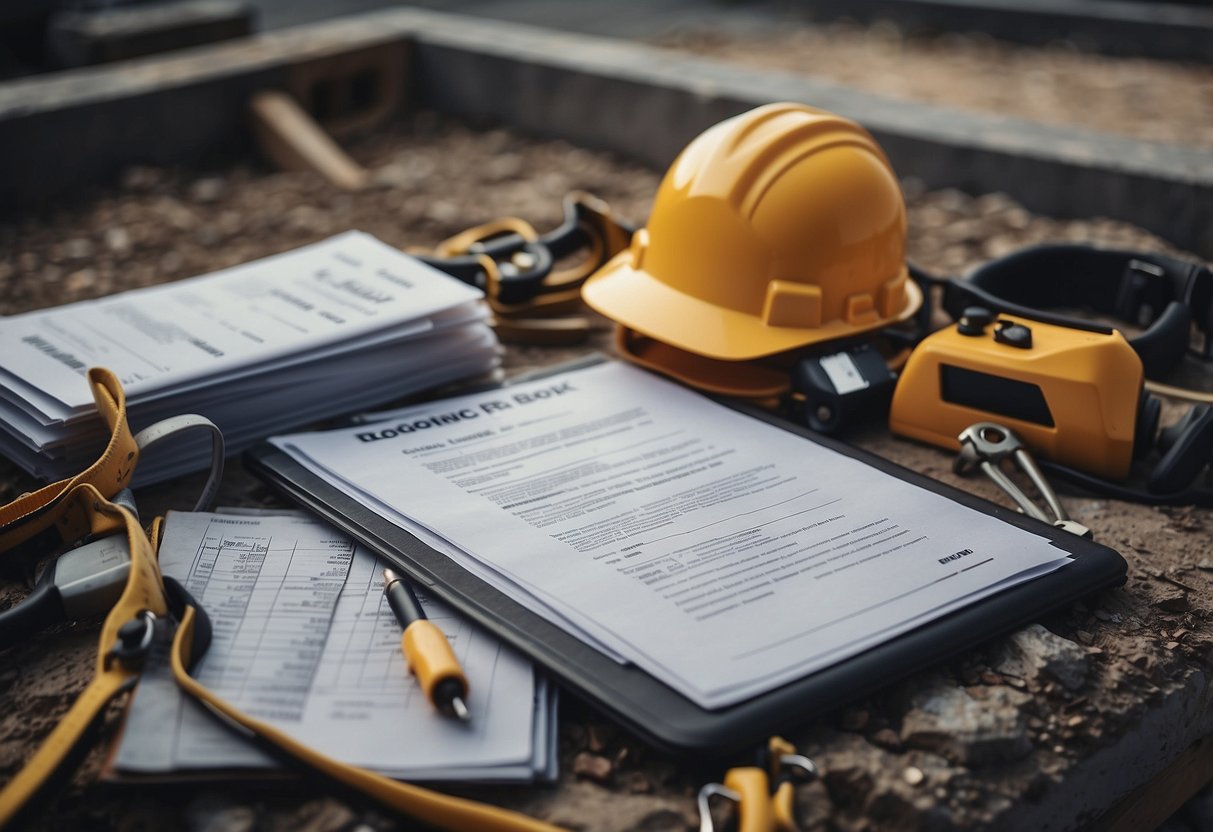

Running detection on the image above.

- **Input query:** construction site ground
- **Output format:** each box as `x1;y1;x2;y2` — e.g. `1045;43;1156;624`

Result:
1;13;1211;831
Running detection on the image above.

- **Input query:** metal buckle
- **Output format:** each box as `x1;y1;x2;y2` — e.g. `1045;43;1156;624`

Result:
419;192;632;306
107;609;158;669
697;782;742;832
413;193;632;344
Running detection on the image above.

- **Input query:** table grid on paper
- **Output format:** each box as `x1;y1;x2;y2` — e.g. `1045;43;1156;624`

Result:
184;521;353;721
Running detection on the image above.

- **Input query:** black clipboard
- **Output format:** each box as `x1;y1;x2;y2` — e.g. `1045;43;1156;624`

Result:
245;356;1126;757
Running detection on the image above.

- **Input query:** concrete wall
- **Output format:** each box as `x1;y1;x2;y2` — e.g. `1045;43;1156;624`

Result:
0;7;1209;256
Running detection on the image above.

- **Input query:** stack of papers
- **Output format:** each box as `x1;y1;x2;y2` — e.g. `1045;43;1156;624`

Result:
269;361;1074;709
0;232;499;484
112;510;555;783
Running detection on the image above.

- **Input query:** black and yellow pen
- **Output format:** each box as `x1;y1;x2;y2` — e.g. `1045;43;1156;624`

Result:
382;568;470;721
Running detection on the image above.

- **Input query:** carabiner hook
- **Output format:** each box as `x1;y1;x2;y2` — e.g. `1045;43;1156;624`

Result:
955;422;1093;538
698;739;817;832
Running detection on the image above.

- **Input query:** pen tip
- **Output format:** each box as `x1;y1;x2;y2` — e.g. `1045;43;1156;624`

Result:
383;567;401;586
450;695;470;721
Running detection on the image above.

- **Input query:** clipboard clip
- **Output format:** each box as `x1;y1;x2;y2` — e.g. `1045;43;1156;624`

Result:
697;737;817;832
954;422;1093;539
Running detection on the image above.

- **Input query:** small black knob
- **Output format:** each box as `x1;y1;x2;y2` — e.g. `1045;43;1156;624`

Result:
994;321;1033;349
118;618;149;647
110;612;156;665
957;306;995;336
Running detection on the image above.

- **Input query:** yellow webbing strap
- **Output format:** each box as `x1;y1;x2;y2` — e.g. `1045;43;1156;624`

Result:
170;608;559;832
0;369;562;831
0;369;137;553
771;782;797;832
0;486;165;828
0;369;161;828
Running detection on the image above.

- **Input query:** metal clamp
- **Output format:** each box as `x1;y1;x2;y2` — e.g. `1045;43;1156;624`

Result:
698;739;816;832
955;422;1092;538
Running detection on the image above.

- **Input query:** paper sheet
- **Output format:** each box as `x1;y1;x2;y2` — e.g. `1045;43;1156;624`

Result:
273;360;1072;708
0;231;483;412
0;232;501;485
113;511;549;781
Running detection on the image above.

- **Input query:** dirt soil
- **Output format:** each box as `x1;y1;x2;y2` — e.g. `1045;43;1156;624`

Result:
655;22;1213;150
1;100;1211;832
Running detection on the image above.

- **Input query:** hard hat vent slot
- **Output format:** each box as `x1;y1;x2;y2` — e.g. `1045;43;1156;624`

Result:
763;280;823;329
845;293;879;325
877;278;905;318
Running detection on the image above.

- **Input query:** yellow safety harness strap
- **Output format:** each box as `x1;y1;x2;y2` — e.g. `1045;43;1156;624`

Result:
0;369;562;831
0;494;162;828
0;648;133;826
0;370;164;828
0;369;137;554
413;193;634;346
169;607;561;832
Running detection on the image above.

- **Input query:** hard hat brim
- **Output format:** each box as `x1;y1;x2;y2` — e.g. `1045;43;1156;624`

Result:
583;252;923;361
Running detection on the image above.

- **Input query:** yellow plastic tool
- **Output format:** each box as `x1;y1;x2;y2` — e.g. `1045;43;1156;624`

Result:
890;313;1144;480
697;737;815;832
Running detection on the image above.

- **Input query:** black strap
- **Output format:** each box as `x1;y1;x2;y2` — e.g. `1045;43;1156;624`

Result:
415;196;636;306
1040;459;1213;508
163;575;212;671
942;245;1213;377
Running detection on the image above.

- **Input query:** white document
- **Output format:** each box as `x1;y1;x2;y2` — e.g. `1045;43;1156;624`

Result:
272;361;1071;708
113;511;548;781
0;231;483;412
0;232;501;485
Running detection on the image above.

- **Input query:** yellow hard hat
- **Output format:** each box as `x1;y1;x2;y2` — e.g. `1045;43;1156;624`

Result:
583;103;921;360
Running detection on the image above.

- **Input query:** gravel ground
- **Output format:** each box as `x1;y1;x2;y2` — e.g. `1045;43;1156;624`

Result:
1;106;1211;831
0;116;1187;320
656;21;1213;150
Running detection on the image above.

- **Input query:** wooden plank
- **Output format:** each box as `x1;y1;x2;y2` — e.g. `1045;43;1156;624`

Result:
249;91;369;190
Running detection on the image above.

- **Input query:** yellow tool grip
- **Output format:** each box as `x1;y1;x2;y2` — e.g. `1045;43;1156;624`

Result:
723;768;776;832
403;620;468;701
772;781;797;832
